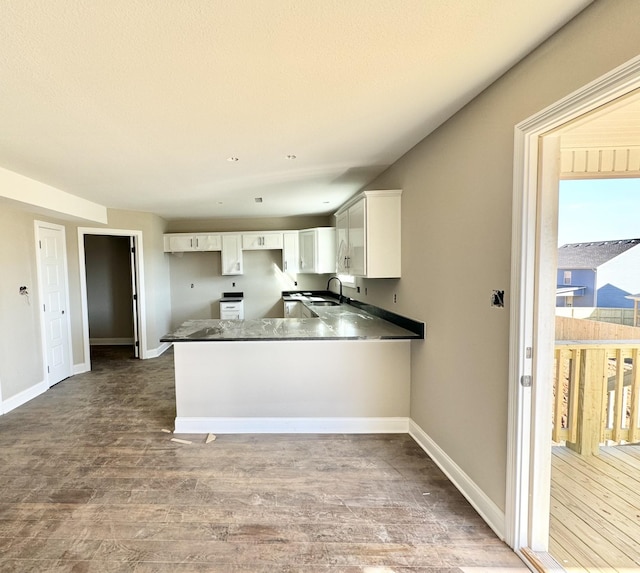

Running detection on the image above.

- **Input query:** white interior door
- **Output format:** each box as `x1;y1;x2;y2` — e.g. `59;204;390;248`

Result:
129;235;140;358
37;222;72;386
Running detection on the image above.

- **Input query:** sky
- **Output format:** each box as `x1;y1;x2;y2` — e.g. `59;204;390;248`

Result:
558;178;640;246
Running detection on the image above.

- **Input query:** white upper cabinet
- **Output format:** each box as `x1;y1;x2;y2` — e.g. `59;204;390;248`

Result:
164;233;222;252
193;234;222;251
299;227;336;274
334;190;402;278
282;231;299;275
241;232;284;250
221;234;243;275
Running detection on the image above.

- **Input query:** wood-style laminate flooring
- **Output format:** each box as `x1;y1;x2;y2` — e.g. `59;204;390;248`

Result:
0;346;525;572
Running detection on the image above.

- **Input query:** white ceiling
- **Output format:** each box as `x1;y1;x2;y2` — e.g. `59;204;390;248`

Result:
0;0;592;221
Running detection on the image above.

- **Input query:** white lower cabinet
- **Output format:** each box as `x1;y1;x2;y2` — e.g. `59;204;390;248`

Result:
284;301;301;318
284;301;316;318
221;235;243;275
220;300;245;319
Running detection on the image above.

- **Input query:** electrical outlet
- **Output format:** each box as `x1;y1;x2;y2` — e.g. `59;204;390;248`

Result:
232;282;236;287
190;283;194;289
356;286;360;293
393;293;397;303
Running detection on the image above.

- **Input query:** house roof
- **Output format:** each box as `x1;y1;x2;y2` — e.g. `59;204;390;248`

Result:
557;239;640;269
556;286;586;297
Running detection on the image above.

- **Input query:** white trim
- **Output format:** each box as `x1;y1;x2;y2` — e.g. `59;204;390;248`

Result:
174;416;410;434
89;337;135;346
507;54;640;551
78;228;148;371
73;362;90;376
147;341;172;358
1;380;47;415
409;419;505;541
34;221;74;388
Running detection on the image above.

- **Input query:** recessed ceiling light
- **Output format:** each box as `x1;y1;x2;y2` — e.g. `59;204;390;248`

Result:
286;154;297;160
254;197;263;203
227;156;239;162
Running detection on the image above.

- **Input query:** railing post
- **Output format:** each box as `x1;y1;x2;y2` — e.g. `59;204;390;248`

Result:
566;348;606;456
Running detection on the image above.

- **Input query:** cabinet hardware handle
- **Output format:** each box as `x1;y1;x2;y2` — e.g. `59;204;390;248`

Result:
190;238;193;248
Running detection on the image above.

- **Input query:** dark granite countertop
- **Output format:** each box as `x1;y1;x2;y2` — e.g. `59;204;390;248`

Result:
162;292;424;342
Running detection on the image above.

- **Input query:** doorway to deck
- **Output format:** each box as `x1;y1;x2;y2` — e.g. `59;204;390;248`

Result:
550;177;640;569
507;55;640;570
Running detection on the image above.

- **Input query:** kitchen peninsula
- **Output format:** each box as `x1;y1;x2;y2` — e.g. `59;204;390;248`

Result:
162;293;423;434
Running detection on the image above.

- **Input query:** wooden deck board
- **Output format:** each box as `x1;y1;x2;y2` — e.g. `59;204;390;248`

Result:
550;446;640;571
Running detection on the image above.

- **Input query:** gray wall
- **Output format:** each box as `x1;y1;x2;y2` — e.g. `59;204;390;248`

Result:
85;235;133;341
168;243;329;328
0;204;172;404
167;215;332;327
166;215;331;233
337;0;640;510
0;205;44;400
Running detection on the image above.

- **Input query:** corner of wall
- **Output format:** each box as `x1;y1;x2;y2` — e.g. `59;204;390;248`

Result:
409;418;506;541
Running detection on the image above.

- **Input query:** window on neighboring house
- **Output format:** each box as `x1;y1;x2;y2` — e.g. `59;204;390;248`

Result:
563;271;572;285
566;295;573;308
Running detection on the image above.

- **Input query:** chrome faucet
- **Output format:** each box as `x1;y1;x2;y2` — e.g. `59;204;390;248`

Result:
326;276;343;303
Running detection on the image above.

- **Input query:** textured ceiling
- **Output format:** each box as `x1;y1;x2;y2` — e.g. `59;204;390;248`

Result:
0;0;592;220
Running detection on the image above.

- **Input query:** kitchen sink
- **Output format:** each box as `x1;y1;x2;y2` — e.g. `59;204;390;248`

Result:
308;300;340;306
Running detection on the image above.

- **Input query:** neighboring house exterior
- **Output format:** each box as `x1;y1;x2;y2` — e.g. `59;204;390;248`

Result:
556;238;640;308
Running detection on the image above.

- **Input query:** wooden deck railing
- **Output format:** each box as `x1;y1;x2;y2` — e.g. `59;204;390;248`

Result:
553;341;640;455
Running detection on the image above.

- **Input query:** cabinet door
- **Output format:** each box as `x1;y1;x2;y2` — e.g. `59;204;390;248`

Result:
221;235;243;275
242;233;283;250
282;232;299;275
347;199;366;276
284;301;302;318
262;233;283;249
298;231;316;273
194;234;221;251
335;211;349;274
167;235;196;252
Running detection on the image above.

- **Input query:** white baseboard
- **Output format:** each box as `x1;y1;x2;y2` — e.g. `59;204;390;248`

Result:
74;362;90;375
1;380;48;415
146;341;172;359
409;419;506;541
174;416;410;434
89;337;134;346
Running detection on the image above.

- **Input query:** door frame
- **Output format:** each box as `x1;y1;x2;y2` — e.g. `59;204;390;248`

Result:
34;220;74;386
78;227;147;370
506;54;640;555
